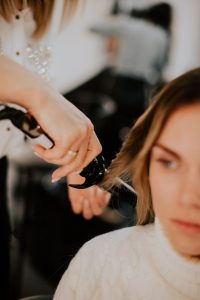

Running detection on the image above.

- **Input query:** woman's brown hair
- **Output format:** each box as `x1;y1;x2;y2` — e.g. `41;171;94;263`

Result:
101;68;200;225
0;0;79;38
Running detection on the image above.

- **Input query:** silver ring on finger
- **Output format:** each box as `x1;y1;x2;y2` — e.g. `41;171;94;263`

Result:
67;149;78;157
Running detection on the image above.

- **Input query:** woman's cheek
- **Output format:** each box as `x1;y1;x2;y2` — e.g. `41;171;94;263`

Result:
149;163;178;215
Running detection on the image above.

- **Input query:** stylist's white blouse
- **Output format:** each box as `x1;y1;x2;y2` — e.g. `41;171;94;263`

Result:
0;1;63;159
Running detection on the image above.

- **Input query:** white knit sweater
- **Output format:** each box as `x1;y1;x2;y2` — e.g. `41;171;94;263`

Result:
54;218;200;300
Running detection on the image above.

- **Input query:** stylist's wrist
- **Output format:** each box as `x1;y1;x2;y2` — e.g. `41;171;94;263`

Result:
23;86;50;112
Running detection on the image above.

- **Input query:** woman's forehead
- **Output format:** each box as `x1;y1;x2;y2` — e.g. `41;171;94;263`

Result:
155;103;200;155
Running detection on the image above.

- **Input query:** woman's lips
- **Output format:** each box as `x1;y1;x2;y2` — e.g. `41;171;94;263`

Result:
171;219;200;233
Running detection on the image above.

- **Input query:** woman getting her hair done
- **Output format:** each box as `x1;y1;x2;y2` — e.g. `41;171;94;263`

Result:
54;68;200;299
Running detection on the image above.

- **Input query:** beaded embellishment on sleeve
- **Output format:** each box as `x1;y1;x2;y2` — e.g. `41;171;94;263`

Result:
0;36;52;82
26;44;53;82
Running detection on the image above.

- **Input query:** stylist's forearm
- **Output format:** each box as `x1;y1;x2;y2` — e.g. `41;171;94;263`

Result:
0;55;46;109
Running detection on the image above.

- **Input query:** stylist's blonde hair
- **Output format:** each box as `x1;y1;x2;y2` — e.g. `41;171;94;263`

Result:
101;68;200;225
0;0;79;38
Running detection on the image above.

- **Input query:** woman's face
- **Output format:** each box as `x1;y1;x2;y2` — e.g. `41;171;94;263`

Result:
149;103;200;258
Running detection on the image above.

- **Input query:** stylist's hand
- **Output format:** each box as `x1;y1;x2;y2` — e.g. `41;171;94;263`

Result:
30;90;102;181
0;55;102;180
67;173;111;219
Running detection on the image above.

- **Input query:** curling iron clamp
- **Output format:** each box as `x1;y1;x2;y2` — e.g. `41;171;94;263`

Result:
0;104;136;194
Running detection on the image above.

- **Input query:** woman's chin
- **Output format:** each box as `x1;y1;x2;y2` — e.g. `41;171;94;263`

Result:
173;243;200;261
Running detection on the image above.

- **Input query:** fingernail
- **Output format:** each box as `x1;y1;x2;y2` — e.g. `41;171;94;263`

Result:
51;178;60;183
74;205;82;214
34;152;41;158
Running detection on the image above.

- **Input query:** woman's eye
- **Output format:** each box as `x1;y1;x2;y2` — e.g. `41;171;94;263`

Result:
157;159;177;169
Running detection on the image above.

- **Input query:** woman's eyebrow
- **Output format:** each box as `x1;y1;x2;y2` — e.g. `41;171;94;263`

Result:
153;143;180;159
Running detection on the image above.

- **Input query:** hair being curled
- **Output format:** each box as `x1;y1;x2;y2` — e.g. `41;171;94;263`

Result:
101;68;200;225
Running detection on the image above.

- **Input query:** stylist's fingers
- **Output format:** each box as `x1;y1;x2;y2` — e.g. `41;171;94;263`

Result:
51;140;89;181
33;132;86;164
35;136;87;167
33;129;101;167
51;132;102;181
89;187;111;216
86;186;102;216
80;132;102;169
67;173;109;219
82;199;93;220
82;186;110;219
32;112;94;162
71;195;84;215
34;134;102;180
67;175;85;214
33;143;78;166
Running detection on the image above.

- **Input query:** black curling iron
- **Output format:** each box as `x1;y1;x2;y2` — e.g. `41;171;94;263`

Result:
0;104;136;193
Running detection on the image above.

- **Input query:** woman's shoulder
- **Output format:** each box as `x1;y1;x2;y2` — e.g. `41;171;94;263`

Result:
54;223;155;299
81;223;154;258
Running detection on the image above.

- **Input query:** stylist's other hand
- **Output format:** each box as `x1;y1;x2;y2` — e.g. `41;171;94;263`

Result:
67;174;111;219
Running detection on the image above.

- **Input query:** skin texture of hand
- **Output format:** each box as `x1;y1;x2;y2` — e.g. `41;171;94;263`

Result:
67;173;111;219
29;89;102;181
0;55;102;180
